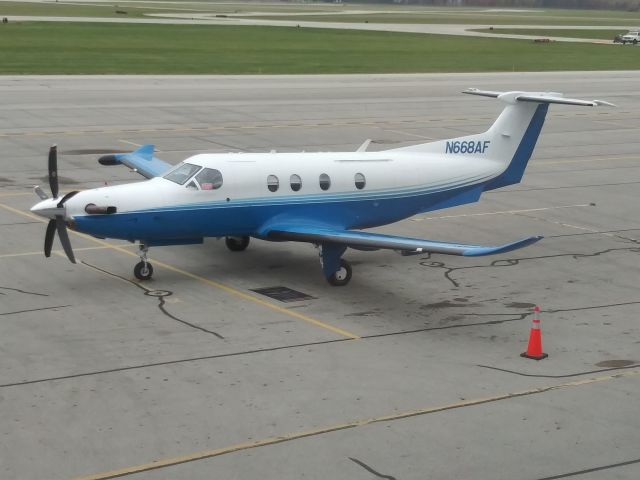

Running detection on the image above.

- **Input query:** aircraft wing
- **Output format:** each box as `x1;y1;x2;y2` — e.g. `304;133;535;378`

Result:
263;225;542;257
98;144;172;179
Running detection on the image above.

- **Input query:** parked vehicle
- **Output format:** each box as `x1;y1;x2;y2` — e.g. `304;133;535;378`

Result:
620;31;640;44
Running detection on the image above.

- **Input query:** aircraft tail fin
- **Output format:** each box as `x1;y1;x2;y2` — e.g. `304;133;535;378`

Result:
387;89;614;190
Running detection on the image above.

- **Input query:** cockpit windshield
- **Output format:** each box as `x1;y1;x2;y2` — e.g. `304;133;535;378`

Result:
163;163;201;185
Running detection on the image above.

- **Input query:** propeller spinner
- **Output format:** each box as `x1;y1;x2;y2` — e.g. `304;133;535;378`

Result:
31;145;78;264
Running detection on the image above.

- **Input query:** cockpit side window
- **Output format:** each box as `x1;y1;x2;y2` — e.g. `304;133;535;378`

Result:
195;168;223;190
164;163;202;185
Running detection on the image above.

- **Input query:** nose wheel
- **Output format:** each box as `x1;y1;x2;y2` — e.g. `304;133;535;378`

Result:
134;261;154;280
134;244;153;280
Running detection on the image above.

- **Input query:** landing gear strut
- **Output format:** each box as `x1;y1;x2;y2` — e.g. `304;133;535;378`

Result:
134;244;153;280
225;236;250;252
319;243;352;286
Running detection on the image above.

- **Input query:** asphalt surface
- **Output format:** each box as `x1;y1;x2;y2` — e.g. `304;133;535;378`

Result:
0;72;639;480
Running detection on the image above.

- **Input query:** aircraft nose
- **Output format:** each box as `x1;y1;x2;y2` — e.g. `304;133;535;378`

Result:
30;198;62;219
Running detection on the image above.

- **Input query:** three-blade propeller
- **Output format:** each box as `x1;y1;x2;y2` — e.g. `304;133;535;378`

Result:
40;145;77;264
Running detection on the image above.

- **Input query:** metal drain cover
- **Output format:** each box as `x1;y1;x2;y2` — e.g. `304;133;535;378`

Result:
251;286;316;303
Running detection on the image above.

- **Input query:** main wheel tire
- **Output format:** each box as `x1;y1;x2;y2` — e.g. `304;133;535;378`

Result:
327;259;352;287
225;236;250;252
134;261;153;280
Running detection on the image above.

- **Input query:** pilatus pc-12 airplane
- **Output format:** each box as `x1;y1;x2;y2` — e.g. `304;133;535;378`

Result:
31;89;613;286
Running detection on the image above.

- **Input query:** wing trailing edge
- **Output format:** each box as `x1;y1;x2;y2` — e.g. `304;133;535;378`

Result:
263;224;542;257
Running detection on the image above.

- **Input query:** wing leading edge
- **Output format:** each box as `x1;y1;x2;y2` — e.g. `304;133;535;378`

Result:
263;225;542;257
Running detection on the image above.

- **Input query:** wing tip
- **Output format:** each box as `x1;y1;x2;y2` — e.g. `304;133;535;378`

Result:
463;235;543;257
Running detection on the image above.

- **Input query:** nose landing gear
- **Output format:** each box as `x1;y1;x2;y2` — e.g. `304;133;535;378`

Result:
134;244;153;280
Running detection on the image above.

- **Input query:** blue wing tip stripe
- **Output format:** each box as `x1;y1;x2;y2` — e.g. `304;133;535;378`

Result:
462;235;543;256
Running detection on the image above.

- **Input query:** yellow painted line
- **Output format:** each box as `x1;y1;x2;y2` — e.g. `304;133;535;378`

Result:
0;244;137;260
118;139;142;148
414;203;591;221
536;155;639;166
0;192;32;198
0;203;359;340
75;368;640;480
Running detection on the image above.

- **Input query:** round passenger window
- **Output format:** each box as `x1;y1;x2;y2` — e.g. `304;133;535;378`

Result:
355;172;366;190
195;168;223;190
319;173;331;191
267;175;279;192
290;174;302;192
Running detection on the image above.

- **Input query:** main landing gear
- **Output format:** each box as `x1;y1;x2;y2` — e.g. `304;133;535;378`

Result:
225;236;250;252
327;258;352;286
319;243;352;287
134;244;153;280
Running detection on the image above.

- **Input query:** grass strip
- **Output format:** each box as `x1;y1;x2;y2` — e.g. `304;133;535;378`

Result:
1;22;638;75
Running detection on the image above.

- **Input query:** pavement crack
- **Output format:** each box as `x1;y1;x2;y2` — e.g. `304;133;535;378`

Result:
544;300;640;314
0;286;49;296
477;363;640;379
0;221;40;227
419;246;640;288
533;457;640;480
0;305;71;316
81;261;224;339
349;457;397;480
549;227;640;239
488;180;640;193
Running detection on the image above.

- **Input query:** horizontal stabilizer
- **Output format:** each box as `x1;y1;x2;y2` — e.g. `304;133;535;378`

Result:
263;224;543;257
357;139;372;152
98;144;172;178
463;88;616;107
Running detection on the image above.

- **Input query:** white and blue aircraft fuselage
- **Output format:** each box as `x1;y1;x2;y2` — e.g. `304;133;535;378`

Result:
30;89;613;286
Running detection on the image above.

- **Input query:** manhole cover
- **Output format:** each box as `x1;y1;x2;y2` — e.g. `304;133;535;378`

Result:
144;290;172;298
595;359;637;368
251;286;315;303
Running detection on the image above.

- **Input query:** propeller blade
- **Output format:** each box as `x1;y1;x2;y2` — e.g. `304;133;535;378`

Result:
44;219;56;258
34;185;48;200
48;145;59;198
57;190;78;209
55;216;76;264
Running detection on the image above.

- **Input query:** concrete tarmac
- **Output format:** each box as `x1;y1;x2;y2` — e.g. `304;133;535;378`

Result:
0;72;639;479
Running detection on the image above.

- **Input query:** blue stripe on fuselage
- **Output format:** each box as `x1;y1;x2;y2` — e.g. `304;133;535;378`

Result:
73;182;485;243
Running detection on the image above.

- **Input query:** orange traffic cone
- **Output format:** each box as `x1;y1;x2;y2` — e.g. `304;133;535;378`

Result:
521;306;548;360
